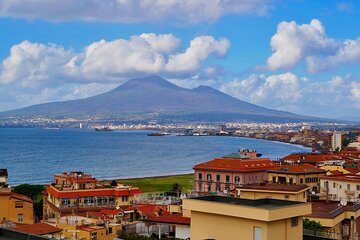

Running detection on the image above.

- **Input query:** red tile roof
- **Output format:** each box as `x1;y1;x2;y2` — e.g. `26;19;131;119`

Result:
268;163;326;174
281;153;341;163
47;185;140;198
321;174;360;183
144;214;190;225
193;158;278;172
14;223;62;235
0;192;33;203
125;205;169;218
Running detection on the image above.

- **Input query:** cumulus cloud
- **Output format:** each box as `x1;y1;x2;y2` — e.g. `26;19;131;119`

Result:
0;33;229;85
220;73;360;118
0;0;269;24
0;33;229;110
267;19;337;70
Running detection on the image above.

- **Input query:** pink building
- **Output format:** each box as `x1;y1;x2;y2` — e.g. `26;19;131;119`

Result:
193;150;278;193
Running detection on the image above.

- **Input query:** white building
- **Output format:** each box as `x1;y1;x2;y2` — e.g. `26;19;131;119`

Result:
320;175;360;202
331;132;343;151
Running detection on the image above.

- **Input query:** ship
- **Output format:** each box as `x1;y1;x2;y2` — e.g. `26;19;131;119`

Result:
95;127;112;132
147;132;170;136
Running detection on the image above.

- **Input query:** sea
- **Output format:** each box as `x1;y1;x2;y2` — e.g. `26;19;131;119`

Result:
0;128;311;185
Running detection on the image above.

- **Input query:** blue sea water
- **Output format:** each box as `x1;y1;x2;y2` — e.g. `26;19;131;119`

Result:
0;128;311;185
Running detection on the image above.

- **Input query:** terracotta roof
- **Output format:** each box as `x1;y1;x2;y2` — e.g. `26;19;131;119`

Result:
268;163;326;175
306;201;360;219
237;183;309;192
144;214;190;225
0;192;33;203
281;153;341;163
125;205;169;217
47;185;140;198
14;223;62;235
321;174;360;183
193;158;278;172
328;170;343;175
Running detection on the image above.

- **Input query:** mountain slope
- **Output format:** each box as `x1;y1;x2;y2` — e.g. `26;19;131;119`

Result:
0;75;318;122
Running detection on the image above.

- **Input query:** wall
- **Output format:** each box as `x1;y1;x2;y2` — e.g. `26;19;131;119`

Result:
0;195;34;224
239;190;306;202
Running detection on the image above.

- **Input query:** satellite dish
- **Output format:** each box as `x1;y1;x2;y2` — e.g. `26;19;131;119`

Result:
60;234;65;239
311;191;316;195
116;205;120;210
340;199;348;206
180;193;186;199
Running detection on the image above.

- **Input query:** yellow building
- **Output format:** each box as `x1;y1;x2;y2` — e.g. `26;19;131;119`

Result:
267;164;326;192
43;172;140;219
235;183;309;202
44;215;122;240
0;188;34;224
183;195;311;240
321;165;351;175
305;201;360;240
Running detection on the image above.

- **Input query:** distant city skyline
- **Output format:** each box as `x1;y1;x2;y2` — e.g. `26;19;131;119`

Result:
0;0;360;120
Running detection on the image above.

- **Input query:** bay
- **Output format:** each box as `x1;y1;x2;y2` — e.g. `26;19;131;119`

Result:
0;128;311;185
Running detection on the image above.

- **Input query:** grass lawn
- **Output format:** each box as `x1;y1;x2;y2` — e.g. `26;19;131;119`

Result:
115;174;194;193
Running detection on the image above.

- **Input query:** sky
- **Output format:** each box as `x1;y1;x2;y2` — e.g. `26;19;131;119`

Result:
0;0;360;120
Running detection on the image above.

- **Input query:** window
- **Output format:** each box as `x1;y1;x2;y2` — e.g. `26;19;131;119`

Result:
300;178;304;184
15;202;23;208
248;176;252;183
289;178;293;184
254;226;262;240
234;176;240;185
291;217;298;227
91;232;98;240
357;185;360;191
216;174;220;182
284;195;289;199
226;175;230;183
17;214;23;223
272;176;276;183
207;174;212;181
122;196;128;202
347;184;351;191
254;175;258;183
333;183;337;188
108;227;113;234
61;198;70;206
324;181;329;189
198;173;202;180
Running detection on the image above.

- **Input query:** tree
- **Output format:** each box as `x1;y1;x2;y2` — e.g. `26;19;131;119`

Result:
170;183;182;197
303;218;322;231
12;184;45;200
110;180;118;187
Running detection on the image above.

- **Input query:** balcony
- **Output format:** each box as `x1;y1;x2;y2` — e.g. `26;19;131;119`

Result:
345;190;355;196
58;201;117;209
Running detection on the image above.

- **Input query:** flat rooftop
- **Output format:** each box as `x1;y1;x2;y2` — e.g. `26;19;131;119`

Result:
238;183;309;192
192;196;305;209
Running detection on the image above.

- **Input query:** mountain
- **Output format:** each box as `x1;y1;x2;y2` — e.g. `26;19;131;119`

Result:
0;75;320;122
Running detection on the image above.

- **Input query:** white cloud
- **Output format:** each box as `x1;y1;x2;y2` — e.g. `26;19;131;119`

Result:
267;19;337;70
220;73;360;118
0;0;269;24
0;33;229;110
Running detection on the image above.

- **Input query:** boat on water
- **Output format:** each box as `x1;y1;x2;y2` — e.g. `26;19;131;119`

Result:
95;127;112;132
147;132;171;136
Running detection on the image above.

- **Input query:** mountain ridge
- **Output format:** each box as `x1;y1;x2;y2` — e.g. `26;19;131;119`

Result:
0;75;321;122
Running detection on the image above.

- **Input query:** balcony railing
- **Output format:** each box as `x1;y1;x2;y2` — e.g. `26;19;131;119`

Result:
58;201;117;209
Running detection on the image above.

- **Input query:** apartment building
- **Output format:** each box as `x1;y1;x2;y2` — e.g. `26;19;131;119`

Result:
0;188;34;224
267;164;326;192
183;196;311;240
320;175;360;202
43;172;140;219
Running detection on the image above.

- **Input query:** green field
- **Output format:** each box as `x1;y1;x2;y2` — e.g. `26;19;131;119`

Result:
114;174;195;193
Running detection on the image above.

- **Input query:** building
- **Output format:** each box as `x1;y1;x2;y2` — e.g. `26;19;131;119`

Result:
0;188;34;224
235;183;309;202
350;130;360;142
183;196;311;240
193;150;278;193
320;175;360;202
44;215;122;240
331;132;343;151
13;223;63;239
267;164;326;192
0;227;50;240
305;201;360;240
43;172;140;219
0;169;8;187
143;214;190;239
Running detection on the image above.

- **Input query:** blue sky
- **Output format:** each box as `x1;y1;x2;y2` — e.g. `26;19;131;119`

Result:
0;0;359;120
